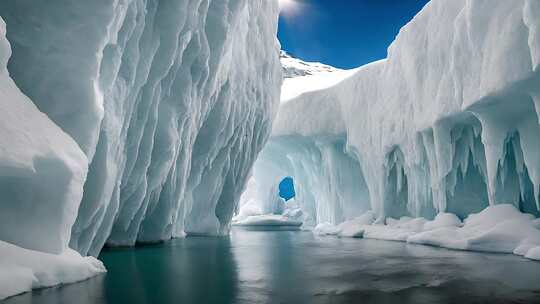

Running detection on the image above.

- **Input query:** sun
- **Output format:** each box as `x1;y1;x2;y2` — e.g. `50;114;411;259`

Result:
278;0;298;14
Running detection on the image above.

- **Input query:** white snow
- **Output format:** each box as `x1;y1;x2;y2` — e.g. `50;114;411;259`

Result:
315;205;540;261
233;196;304;228
525;246;540;261
313;222;341;236
0;240;105;300
423;213;462;231
408;204;540;255
280;51;356;102
0;17;87;255
313;211;375;237
0;16;104;300
233;214;302;227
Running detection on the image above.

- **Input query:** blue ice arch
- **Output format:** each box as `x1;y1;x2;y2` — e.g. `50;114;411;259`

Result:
278;177;295;201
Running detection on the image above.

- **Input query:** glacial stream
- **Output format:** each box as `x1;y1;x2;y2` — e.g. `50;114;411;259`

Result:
4;228;540;304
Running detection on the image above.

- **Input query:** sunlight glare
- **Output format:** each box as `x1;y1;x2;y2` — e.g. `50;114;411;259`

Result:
279;0;298;14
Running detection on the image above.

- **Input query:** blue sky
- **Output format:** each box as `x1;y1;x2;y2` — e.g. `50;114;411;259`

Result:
278;0;430;69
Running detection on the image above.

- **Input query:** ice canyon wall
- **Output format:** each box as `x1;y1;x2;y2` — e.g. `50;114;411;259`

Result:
245;0;540;225
0;18;88;255
0;0;281;257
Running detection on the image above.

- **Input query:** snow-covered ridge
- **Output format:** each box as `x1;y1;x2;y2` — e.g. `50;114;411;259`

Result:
280;50;356;102
241;0;540;260
280;50;339;78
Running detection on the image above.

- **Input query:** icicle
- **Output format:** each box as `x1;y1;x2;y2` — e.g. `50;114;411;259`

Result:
473;112;507;206
516;114;540;211
511;134;525;174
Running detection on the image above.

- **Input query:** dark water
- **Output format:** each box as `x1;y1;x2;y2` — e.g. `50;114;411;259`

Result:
5;228;540;304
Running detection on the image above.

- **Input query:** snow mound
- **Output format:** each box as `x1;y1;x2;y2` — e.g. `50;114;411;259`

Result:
313;212;375;237
337;212;376;238
423;213;462;231
326;204;540;261
313;222;341;236
0;240;105;300
408;204;540;257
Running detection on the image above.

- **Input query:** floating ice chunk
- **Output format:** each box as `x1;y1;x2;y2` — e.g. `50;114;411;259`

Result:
232;214;302;227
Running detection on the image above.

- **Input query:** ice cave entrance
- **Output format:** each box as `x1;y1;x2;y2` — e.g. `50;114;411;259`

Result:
278;176;295;201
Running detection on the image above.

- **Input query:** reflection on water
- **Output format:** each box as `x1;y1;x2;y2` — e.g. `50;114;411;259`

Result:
5;228;540;304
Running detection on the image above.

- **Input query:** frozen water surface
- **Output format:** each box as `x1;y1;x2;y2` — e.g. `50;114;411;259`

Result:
4;228;540;304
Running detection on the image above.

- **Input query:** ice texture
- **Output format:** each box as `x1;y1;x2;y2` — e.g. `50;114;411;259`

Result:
239;0;540;259
0;0;281;256
0;17;104;300
0;18;87;255
0;240;105;300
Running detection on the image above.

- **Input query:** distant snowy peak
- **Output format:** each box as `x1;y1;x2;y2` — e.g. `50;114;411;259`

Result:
280;51;341;79
280;51;356;102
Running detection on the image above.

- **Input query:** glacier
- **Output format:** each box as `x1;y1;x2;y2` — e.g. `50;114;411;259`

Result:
0;0;281;299
0;0;281;256
238;0;540;260
2;0;540;300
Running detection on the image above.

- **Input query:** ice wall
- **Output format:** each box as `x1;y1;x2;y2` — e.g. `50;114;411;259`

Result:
241;136;371;226
245;0;540;226
0;17;87;255
0;0;281;256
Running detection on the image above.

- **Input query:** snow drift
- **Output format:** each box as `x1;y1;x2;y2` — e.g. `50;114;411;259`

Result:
309;204;540;260
0;240;106;300
239;0;540;259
